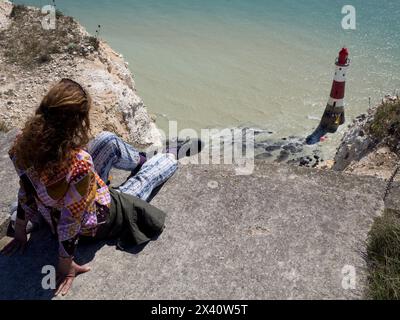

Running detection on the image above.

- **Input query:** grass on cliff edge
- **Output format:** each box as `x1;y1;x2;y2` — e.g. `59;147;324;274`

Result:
369;99;400;154
0;120;9;132
0;4;99;67
366;208;400;299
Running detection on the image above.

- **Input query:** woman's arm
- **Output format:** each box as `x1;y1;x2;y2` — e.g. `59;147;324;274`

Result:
1;212;28;256
55;164;96;296
5;143;40;251
1;179;36;256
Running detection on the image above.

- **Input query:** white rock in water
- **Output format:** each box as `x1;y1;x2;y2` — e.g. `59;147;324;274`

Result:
307;115;321;121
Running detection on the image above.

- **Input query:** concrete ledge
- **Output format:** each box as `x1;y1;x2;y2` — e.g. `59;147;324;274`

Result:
0;160;387;299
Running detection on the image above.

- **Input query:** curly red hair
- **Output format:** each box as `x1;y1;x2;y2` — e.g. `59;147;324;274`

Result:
13;79;92;173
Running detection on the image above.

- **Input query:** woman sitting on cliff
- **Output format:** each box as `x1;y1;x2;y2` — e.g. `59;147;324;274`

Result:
0;79;199;296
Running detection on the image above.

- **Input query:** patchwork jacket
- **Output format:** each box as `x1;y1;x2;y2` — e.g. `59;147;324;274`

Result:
9;137;111;257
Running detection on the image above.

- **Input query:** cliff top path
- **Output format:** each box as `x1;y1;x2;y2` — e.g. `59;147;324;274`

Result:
1;130;398;300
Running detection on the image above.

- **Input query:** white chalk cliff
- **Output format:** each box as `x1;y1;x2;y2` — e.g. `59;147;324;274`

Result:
0;0;162;149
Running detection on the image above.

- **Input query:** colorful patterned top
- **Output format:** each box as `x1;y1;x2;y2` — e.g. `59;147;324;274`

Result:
9;137;111;258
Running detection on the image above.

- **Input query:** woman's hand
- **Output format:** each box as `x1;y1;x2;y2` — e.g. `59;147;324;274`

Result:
55;257;91;296
0;220;28;256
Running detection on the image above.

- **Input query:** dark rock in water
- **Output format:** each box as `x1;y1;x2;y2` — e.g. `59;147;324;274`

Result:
254;130;264;136
265;145;281;152
282;144;302;154
282;144;293;150
282;143;297;154
254;142;267;149
299;158;309;166
251;134;322;166
255;152;273;160
286;158;298;165
276;150;290;163
253;129;273;136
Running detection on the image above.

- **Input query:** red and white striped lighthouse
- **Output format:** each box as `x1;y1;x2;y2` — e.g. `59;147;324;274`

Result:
306;48;350;144
328;47;349;124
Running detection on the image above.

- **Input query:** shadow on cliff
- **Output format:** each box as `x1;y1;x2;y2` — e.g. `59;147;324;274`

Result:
0;223;156;300
0;227;57;300
0;166;166;300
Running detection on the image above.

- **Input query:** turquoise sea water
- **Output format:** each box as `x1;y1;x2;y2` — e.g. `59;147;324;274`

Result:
13;0;400;149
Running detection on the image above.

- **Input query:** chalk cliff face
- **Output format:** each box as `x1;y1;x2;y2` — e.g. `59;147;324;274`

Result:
333;95;400;180
0;0;162;149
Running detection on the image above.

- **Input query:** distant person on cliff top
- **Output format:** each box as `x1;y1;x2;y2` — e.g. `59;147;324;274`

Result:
0;78;202;296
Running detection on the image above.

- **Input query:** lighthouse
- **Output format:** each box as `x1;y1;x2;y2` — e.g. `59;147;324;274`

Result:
306;48;350;145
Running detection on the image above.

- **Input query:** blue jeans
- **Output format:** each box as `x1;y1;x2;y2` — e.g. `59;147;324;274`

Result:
88;132;178;201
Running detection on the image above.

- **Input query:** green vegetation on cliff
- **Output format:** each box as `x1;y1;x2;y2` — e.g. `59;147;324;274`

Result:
0;120;9;132
369;99;400;154
366;209;400;299
365;98;400;300
0;4;98;67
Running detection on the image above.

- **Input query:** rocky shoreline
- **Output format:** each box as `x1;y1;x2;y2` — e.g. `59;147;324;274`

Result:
251;94;400;176
253;133;325;168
